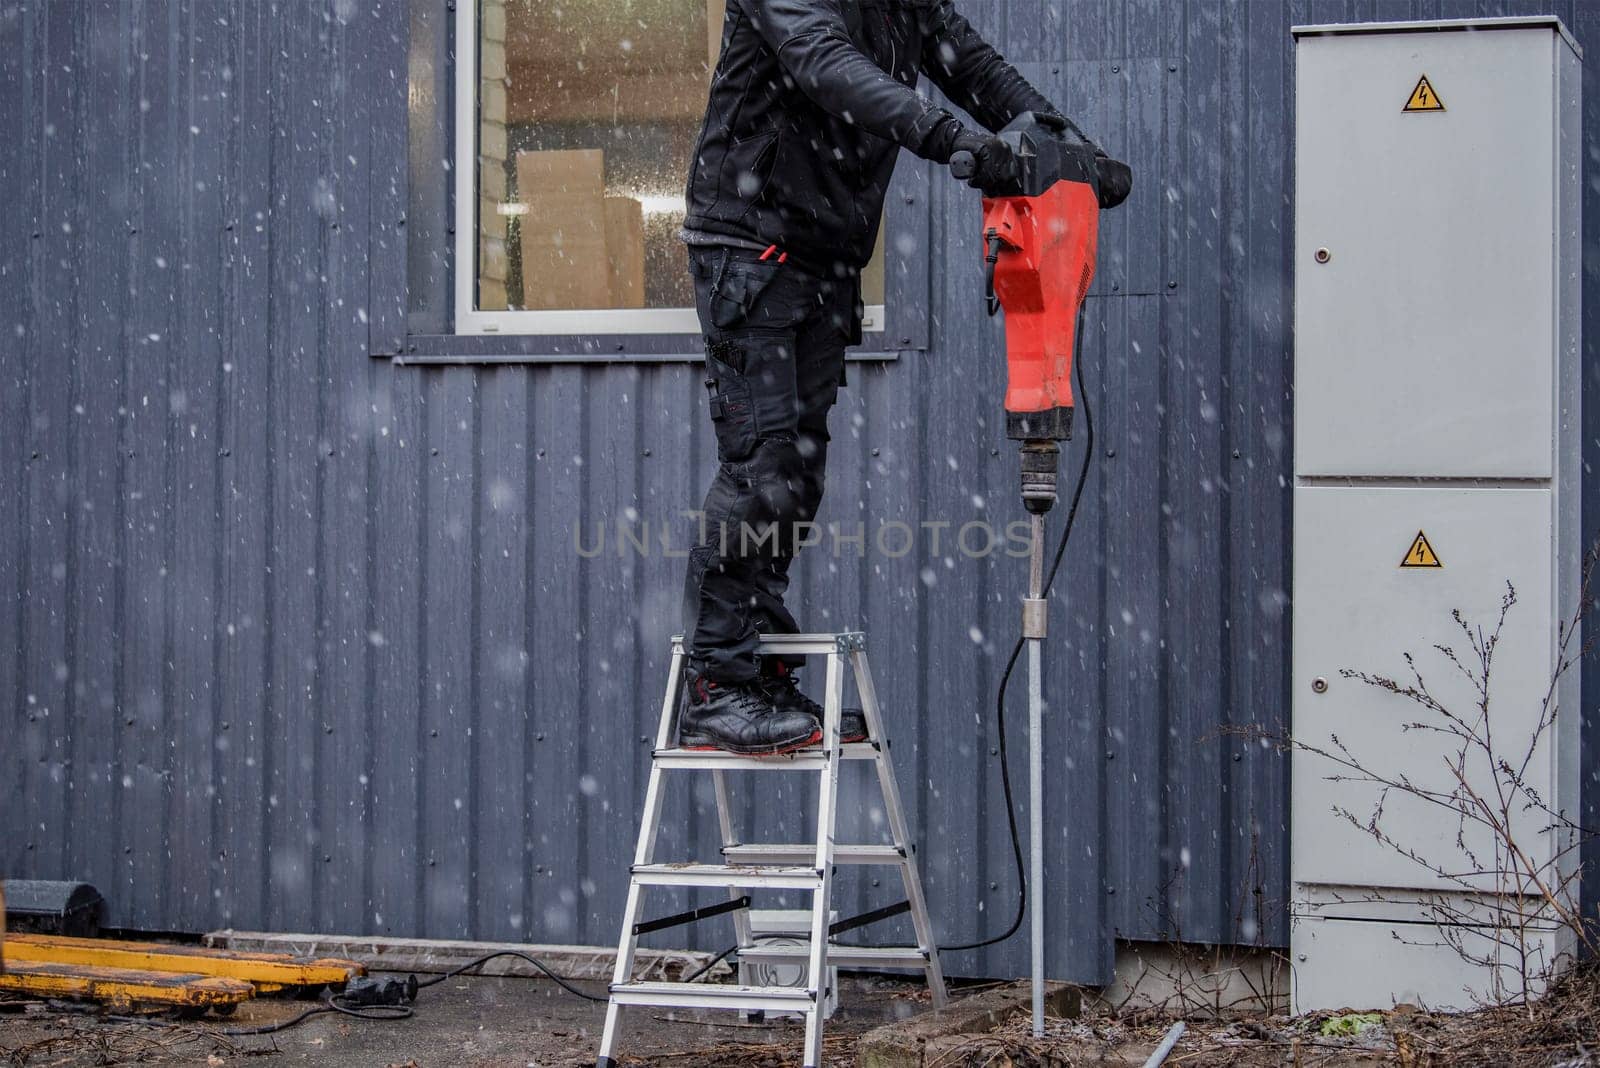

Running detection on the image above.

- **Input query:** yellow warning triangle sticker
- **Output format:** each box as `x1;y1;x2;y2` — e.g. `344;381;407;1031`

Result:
1400;530;1442;569
1403;75;1444;112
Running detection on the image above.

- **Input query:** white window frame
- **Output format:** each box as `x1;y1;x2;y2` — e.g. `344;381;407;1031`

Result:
451;0;886;338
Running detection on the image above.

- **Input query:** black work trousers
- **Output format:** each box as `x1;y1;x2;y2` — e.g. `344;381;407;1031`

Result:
682;246;861;683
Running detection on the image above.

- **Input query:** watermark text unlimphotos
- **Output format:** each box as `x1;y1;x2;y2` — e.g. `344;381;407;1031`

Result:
574;513;1035;560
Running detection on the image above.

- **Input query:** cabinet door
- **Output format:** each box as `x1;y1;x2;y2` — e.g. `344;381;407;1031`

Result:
1292;485;1555;892
1294;31;1554;478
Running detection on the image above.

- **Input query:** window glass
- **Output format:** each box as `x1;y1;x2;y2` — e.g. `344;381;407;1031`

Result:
473;0;886;318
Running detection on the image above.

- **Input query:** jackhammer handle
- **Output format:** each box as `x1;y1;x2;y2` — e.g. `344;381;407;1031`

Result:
950;151;977;181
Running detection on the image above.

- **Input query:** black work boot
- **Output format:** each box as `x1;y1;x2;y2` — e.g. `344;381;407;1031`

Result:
680;670;822;755
761;661;869;744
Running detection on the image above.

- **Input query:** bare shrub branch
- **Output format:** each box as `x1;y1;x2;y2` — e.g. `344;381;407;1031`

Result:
1233;544;1600;1011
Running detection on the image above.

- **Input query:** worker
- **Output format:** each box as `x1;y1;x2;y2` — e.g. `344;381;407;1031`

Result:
678;0;1132;755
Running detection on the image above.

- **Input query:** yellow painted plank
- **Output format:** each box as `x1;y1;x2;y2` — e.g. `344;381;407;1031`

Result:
0;961;253;1010
3;934;361;991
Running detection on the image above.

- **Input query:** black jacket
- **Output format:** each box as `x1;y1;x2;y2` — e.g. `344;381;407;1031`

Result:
684;0;1054;276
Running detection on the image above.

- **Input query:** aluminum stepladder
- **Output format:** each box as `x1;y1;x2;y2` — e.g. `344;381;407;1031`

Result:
595;632;948;1068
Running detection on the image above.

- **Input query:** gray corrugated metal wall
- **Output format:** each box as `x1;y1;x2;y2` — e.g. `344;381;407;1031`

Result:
1;0;1595;987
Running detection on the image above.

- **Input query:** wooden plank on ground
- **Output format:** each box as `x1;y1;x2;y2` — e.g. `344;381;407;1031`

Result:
0;961;253;1011
3;933;362;993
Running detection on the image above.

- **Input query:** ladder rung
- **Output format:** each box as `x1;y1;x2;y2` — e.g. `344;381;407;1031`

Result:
631;863;822;889
653;749;828;770
670;632;864;655
609;981;815;1013
723;843;905;866
652;743;879;771
739;943;930;970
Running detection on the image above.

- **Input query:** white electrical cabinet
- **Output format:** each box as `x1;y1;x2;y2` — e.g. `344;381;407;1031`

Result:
1291;18;1582;1012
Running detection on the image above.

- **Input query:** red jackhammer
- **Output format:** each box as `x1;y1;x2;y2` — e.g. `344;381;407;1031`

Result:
952;114;1107;1037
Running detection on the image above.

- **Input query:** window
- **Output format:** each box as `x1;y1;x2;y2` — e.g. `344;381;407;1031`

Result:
453;0;887;337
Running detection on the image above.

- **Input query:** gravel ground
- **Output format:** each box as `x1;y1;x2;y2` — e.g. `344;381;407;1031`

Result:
9;968;1599;1067
0;972;927;1068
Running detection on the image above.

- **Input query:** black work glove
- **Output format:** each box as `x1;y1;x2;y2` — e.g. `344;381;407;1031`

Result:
1038;109;1133;209
950;128;1019;193
1094;152;1132;209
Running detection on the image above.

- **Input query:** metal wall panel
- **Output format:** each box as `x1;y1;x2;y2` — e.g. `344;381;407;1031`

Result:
0;0;1593;988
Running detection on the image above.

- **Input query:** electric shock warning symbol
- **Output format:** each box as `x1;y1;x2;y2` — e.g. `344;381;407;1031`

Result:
1400;530;1443;569
1403;75;1445;112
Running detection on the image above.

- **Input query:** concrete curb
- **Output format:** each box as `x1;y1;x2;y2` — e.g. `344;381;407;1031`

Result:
203;929;731;983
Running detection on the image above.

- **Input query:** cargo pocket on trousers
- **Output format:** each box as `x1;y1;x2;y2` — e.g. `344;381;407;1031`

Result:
710;258;781;330
705;343;757;463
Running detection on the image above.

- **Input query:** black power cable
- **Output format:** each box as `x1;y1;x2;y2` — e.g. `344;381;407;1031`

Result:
681;932;803;984
414;949;609;1002
104;987;417;1038
218;992;414;1036
942;309;1094;953
98;949;611;1040
226;949;609;1036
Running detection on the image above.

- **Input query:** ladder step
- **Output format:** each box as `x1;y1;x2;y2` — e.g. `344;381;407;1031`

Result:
631;863;822;889
670;632;864;656
608;981;815;1013
723;843;905;866
740;943;930;970
652;743;880;770
653;748;827;770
